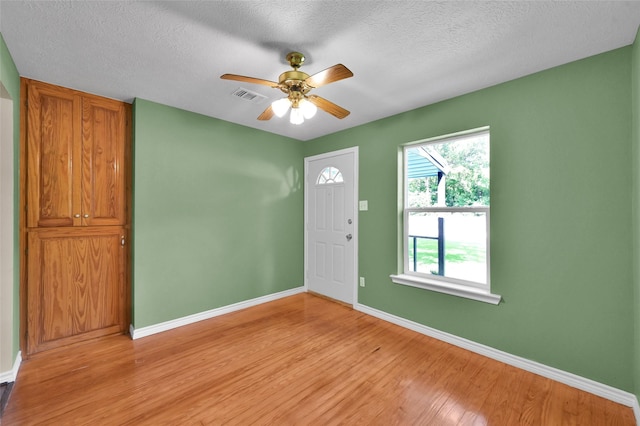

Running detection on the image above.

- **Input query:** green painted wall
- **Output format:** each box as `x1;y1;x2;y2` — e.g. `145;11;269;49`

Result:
132;99;304;328
305;47;634;391
0;32;21;369
632;27;640;404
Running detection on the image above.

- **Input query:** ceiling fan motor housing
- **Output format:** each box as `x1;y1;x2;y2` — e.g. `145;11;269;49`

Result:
278;70;313;100
279;71;310;86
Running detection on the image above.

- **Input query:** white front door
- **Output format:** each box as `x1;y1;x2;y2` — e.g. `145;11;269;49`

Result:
305;147;358;305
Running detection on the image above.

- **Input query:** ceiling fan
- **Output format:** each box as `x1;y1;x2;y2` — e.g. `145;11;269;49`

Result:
220;52;353;124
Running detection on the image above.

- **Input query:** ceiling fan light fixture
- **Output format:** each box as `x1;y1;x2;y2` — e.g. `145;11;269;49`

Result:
271;98;290;117
290;107;304;125
299;99;317;119
221;51;353;123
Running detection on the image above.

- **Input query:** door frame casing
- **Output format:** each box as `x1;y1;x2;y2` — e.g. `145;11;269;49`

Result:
0;82;15;375
304;146;359;306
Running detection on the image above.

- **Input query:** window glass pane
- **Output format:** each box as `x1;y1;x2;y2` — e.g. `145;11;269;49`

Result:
407;211;487;284
406;132;489;208
317;166;343;184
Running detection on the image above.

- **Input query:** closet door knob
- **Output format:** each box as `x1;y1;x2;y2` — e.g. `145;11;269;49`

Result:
83;214;89;218
74;214;81;218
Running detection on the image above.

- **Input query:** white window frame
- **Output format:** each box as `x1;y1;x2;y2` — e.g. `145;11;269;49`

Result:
390;127;501;305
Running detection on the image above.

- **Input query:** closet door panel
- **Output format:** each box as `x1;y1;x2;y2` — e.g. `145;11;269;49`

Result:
26;82;82;228
27;227;126;355
81;97;128;226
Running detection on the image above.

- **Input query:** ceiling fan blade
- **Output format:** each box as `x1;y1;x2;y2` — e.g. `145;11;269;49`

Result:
305;64;353;88
220;74;279;87
307;95;350;119
257;105;274;121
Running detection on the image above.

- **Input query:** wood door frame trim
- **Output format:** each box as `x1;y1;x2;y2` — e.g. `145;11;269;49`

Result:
123;102;132;334
18;78;27;357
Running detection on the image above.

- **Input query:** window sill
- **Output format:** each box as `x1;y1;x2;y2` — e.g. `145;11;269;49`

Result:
389;274;502;305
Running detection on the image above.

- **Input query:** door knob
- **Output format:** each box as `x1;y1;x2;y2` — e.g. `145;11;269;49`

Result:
83;214;89;218
74;214;81;218
346;234;352;241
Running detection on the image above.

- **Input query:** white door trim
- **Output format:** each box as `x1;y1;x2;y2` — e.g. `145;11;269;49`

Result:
0;82;14;376
304;147;359;306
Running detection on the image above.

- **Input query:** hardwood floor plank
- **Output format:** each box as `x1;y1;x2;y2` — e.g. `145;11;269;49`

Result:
2;293;635;425
476;362;528;424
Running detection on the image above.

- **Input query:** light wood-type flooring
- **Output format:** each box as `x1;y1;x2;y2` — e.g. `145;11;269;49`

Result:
2;293;636;425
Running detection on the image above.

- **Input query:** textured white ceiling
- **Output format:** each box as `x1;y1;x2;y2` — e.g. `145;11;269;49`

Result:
2;1;640;141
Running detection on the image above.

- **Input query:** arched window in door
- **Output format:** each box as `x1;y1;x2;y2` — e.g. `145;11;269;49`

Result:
316;166;343;184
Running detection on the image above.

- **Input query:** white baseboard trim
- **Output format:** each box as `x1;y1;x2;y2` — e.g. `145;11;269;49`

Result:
355;303;640;421
130;287;305;340
0;351;21;383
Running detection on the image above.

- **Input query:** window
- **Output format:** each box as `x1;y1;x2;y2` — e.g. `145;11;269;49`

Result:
317;166;343;184
391;127;501;304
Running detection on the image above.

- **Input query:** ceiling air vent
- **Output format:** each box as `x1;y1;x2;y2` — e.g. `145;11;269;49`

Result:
231;87;267;103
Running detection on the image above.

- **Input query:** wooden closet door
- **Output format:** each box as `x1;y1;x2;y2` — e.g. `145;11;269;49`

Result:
27;227;126;355
22;78;131;356
81;97;127;226
26;81;83;228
